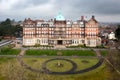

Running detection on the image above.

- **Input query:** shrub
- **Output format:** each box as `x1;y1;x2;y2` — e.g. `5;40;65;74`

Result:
34;43;40;47
96;45;104;48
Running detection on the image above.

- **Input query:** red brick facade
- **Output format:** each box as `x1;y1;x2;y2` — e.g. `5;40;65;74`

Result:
23;15;100;47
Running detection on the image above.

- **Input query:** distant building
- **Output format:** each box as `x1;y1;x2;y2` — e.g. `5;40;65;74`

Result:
108;32;116;40
22;12;100;47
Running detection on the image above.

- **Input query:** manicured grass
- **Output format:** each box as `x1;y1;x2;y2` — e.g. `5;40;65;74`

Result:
71;58;98;71
25;50;96;56
0;57;109;80
46;60;73;72
22;57;98;71
0;49;20;55
0;46;20;55
100;50;109;56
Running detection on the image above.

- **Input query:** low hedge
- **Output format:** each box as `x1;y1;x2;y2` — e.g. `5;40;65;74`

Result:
25;50;96;56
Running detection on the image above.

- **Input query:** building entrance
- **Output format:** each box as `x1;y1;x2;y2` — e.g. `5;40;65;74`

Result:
57;40;63;45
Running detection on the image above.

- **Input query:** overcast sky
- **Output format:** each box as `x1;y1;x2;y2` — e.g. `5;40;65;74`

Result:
0;0;120;22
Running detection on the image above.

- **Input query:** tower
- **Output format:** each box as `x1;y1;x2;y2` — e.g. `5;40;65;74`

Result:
53;11;66;46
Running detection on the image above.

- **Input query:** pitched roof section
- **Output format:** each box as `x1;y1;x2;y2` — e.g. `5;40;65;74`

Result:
88;15;98;23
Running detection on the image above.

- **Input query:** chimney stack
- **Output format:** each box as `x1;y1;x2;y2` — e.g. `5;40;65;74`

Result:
92;15;95;19
81;16;84;20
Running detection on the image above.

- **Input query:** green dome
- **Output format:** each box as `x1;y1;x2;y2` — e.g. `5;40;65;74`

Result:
55;11;65;21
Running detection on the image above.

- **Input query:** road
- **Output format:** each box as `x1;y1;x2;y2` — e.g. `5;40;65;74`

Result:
0;40;13;47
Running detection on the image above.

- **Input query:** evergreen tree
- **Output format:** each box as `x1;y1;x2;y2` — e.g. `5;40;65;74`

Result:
0;18;22;37
115;25;120;40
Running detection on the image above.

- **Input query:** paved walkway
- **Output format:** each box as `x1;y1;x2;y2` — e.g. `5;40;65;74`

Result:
93;49;101;57
19;50;25;56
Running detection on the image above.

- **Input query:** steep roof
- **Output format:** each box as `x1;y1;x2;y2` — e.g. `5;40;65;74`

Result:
88;16;98;23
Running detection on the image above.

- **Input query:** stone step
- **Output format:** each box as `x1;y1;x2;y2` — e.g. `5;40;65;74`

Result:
54;45;66;49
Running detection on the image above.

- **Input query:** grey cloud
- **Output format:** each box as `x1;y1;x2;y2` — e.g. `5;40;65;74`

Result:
28;0;49;5
71;0;120;15
93;1;120;15
0;0;120;22
7;0;120;15
12;0;50;9
53;0;120;15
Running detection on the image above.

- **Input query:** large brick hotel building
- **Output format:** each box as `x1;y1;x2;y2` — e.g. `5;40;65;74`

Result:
23;12;101;47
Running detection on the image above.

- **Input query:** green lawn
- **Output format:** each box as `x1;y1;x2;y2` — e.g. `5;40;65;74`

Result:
0;46;20;55
25;50;96;56
22;57;98;72
0;57;109;80
0;49;20;55
0;45;113;80
46;59;73;72
100;50;109;56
